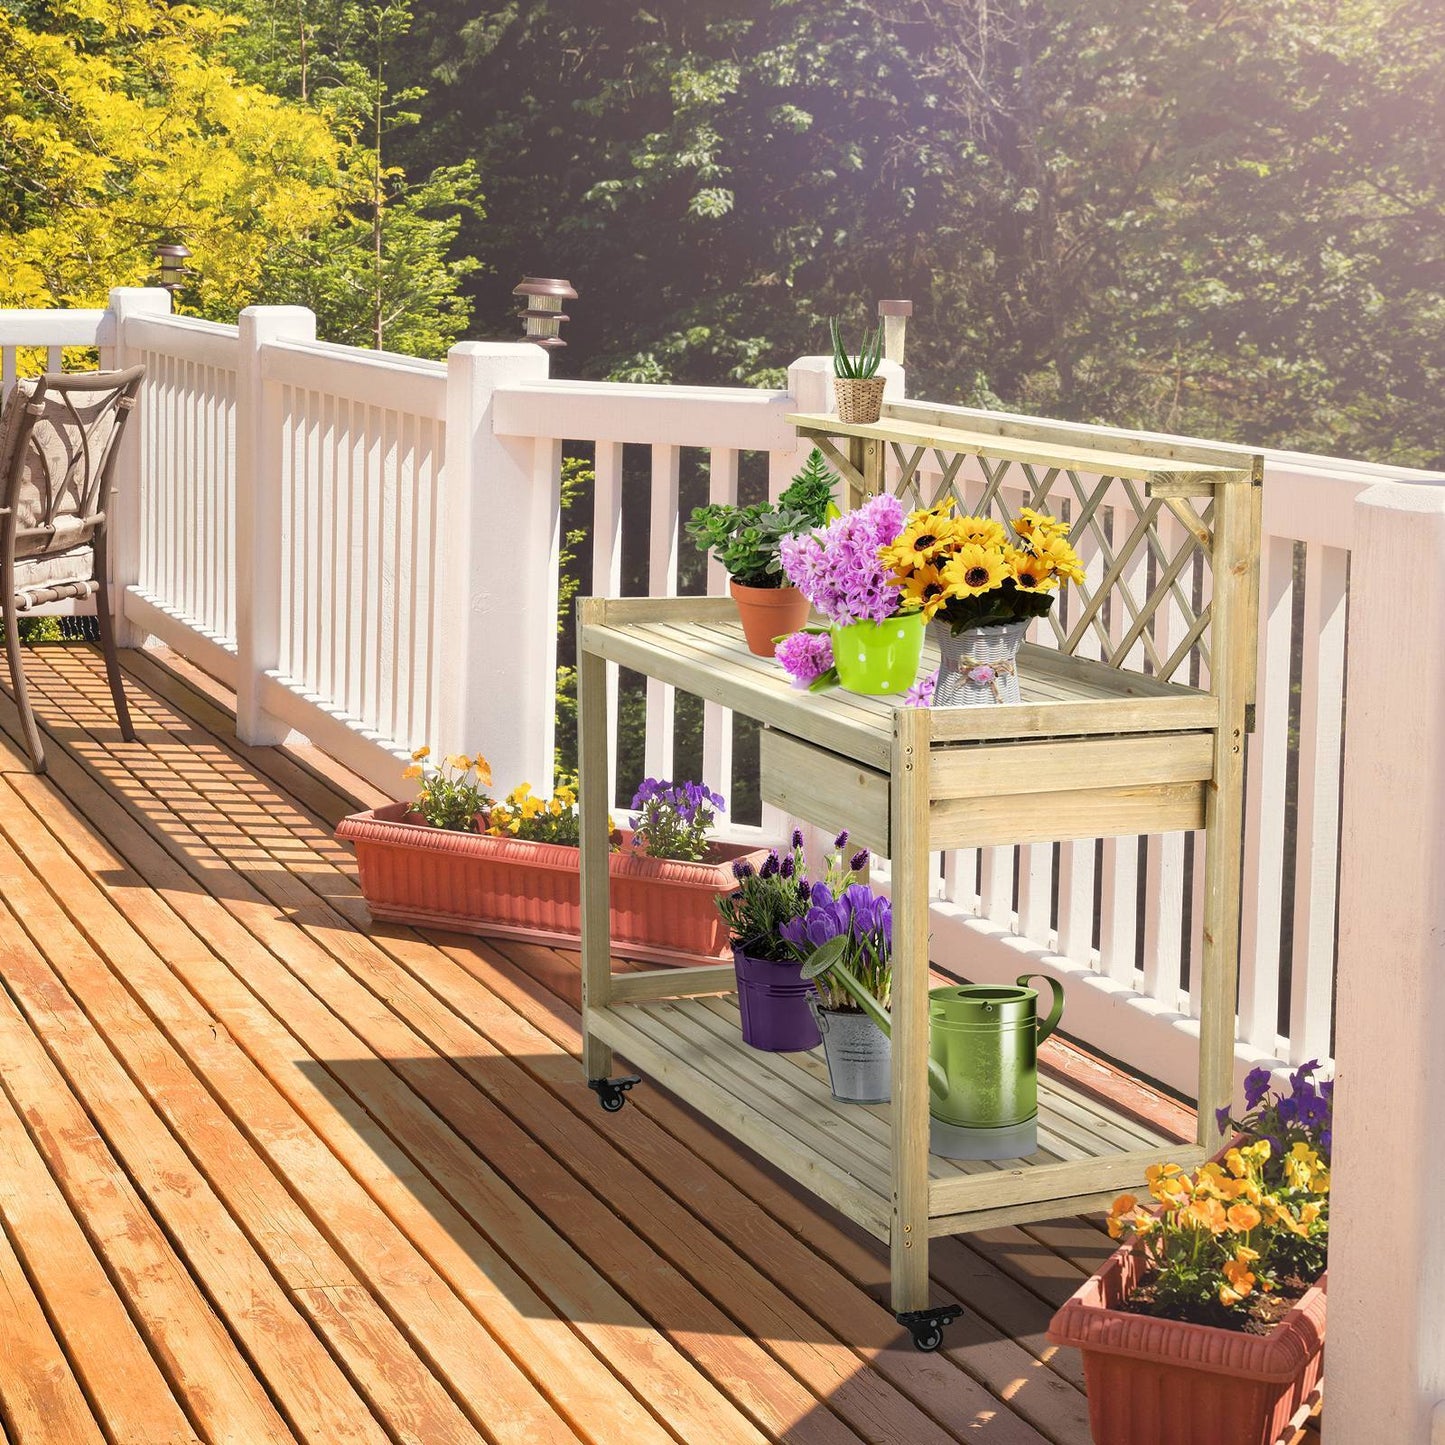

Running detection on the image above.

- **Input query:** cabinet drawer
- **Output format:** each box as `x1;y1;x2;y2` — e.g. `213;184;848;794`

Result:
759;728;891;855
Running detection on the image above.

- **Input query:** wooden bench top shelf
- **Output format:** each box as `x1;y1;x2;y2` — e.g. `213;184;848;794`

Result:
576;406;1262;1346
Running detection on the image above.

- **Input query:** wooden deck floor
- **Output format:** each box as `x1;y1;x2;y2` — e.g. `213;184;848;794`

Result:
0;641;1206;1445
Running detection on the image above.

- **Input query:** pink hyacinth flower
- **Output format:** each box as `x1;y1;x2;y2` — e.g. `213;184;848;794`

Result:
967;664;996;684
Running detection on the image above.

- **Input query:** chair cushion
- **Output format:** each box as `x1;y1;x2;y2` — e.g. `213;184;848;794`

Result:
0;377;117;556
12;545;95;607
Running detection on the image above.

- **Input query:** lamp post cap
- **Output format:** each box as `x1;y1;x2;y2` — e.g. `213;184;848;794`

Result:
513;276;578;300
154;242;192;260
878;299;913;318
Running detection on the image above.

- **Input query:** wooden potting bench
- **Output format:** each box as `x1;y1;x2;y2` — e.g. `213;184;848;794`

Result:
576;402;1262;1350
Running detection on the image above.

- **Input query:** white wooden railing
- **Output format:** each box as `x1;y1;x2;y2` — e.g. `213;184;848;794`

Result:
5;288;1443;1102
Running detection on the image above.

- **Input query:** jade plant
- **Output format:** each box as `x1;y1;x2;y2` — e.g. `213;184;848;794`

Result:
685;448;836;588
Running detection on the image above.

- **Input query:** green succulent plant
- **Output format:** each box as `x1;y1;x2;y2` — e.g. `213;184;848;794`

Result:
685;447;836;587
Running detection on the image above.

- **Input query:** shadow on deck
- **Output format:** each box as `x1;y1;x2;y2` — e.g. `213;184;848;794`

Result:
0;641;1212;1445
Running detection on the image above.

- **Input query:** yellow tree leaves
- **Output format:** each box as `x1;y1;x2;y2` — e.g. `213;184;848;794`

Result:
0;0;342;313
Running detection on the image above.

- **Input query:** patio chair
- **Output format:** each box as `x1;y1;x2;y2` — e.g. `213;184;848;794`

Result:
0;366;145;773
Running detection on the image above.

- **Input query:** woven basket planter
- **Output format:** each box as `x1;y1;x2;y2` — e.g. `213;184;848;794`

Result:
1048;1243;1326;1445
337;801;769;965
833;376;886;425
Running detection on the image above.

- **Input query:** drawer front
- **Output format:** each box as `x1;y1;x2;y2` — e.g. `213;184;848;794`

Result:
759;729;891;855
928;732;1215;799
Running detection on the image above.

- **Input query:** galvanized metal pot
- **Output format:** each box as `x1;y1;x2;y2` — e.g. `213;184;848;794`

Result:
927;973;1065;1159
811;1001;891;1104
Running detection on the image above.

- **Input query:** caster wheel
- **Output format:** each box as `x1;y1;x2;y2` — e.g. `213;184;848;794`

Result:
897;1305;960;1352
588;1075;641;1113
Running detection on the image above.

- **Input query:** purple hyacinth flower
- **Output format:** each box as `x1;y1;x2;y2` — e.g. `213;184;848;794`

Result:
849;849;869;872
1215;1104;1233;1135
791;828;805;849
733;859;754;880
834;830;849;850
780;854;795;879
760;852;780;879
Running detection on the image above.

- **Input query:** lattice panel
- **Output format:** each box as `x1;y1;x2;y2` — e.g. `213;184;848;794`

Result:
883;442;1215;686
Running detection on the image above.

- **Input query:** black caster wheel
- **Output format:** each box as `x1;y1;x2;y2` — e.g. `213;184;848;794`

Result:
897;1305;961;1352
588;1075;641;1112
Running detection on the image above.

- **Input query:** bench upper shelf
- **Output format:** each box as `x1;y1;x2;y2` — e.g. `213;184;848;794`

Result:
579;598;1218;774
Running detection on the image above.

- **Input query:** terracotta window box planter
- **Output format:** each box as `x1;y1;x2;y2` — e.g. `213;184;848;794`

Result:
336;801;770;965
1048;1242;1326;1445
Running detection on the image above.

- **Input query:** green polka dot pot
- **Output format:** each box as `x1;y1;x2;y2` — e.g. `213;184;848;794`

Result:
830;612;926;695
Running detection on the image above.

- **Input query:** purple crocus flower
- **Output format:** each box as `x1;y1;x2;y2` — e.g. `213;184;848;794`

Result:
1215;1103;1233;1135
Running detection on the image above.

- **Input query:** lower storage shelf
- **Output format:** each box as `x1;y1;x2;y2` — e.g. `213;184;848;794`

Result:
587;992;1201;1242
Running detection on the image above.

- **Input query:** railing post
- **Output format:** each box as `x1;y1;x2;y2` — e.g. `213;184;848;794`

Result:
234;305;315;745
1328;481;1445;1444
101;287;171;647
437;341;551;791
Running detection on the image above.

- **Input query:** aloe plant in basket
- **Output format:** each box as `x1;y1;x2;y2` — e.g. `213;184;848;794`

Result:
685;448;836;656
830;316;886;423
335;752;769;965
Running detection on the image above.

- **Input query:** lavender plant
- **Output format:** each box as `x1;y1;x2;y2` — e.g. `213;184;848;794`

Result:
628;778;725;862
716;829;871;963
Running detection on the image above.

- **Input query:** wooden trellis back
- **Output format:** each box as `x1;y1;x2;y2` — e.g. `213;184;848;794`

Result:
794;403;1261;694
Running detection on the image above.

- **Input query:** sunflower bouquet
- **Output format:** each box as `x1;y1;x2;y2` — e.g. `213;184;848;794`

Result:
879;502;1086;635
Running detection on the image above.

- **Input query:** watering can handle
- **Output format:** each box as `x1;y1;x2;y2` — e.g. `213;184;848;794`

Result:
1017;973;1065;1043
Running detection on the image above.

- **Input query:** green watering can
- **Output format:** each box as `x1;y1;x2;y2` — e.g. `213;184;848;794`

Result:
926;976;1065;1159
803;942;1064;1160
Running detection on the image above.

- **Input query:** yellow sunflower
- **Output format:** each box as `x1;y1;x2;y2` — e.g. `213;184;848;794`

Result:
1007;547;1058;592
952;514;1009;548
1034;534;1087;584
894;564;950;619
1013;507;1070;543
941;543;1008;599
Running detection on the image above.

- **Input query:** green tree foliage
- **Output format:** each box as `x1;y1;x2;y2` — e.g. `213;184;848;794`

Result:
409;0;1442;465
228;0;484;355
0;0;340;313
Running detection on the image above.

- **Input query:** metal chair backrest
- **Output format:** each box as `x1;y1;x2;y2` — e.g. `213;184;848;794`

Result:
0;366;145;563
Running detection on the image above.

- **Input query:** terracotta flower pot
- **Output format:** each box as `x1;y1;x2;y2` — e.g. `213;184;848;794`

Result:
1047;1244;1326;1445
336;801;770;966
729;580;811;657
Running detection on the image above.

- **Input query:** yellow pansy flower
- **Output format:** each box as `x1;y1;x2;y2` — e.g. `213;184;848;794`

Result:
402;764;423;780
1226;1202;1262;1232
411;746;431;761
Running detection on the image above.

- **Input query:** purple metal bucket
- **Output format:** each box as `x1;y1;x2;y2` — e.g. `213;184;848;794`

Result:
733;947;823;1052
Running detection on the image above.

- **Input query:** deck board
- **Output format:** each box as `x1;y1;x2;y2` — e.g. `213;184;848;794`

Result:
0;640;1229;1445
